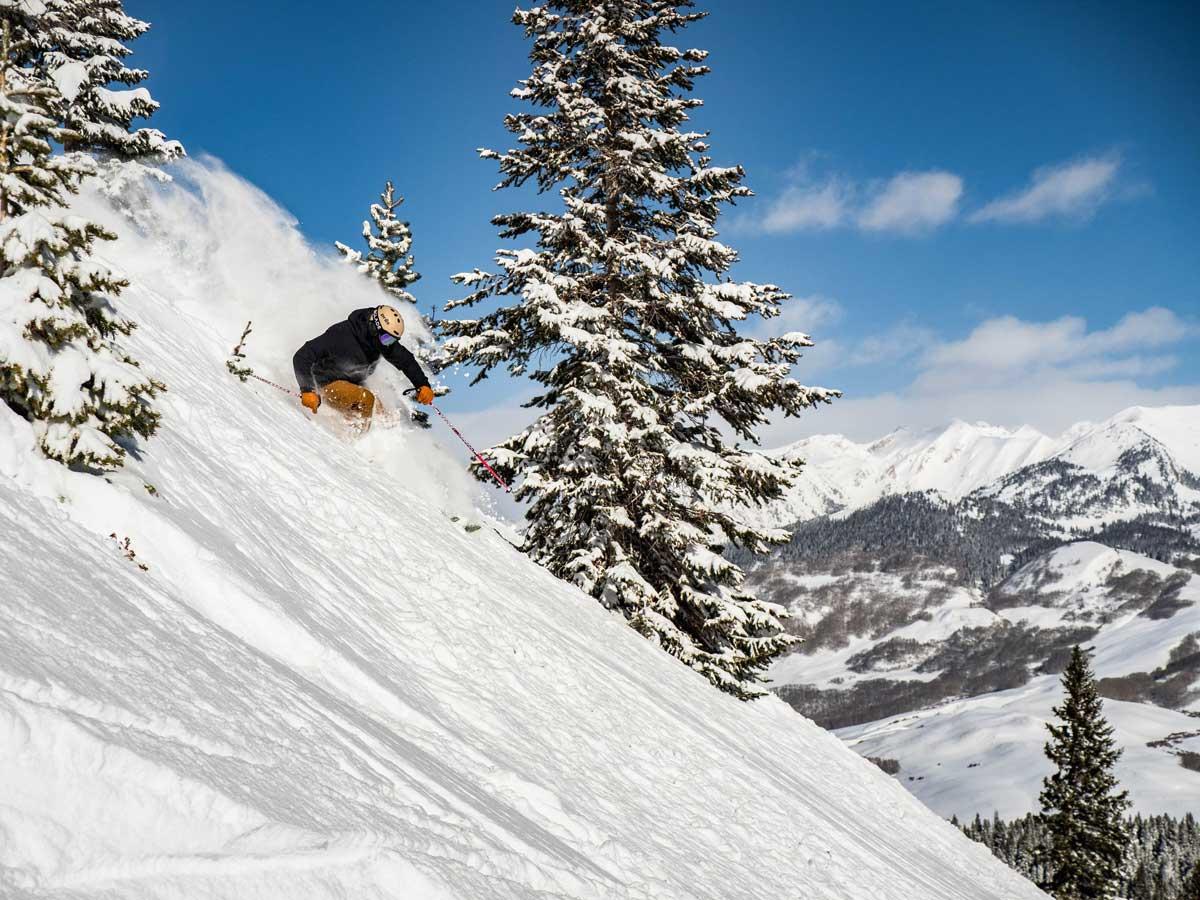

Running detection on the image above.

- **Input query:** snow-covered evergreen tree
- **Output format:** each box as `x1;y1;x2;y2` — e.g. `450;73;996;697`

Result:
0;2;162;469
440;1;837;697
336;180;443;424
40;0;182;163
960;810;1200;900
1184;859;1200;900
336;181;420;305
1039;645;1131;899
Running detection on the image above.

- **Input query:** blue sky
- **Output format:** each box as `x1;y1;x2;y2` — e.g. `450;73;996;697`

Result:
131;0;1199;443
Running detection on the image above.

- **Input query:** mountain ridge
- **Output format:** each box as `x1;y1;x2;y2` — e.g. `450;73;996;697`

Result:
757;404;1200;529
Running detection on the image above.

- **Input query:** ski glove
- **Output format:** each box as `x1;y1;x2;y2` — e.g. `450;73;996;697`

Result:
301;391;320;414
416;386;435;405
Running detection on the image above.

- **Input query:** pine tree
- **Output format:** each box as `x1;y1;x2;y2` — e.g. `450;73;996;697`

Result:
336;180;442;424
1184;862;1200;900
440;1;837;697
1039;645;1132;899
1129;862;1155;900
0;2;162;469
336;181;420;305
40;0;182;162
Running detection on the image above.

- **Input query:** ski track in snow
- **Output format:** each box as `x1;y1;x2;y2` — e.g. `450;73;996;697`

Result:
0;161;1047;899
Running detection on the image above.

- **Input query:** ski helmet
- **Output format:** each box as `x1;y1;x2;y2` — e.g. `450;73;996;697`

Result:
375;305;406;338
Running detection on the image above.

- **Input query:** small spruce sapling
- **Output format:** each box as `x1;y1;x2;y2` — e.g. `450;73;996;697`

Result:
336;181;443;425
1038;645;1131;899
226;321;255;381
336;181;420;305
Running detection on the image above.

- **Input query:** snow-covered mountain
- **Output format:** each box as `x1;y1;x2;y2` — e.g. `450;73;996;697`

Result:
981;406;1200;531
747;405;1200;820
0;161;1045;900
756;421;1061;526
756;405;1200;528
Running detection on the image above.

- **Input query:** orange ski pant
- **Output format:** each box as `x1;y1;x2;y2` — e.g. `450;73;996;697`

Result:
320;380;376;419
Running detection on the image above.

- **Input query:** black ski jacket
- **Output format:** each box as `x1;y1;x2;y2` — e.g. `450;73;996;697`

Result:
293;308;431;394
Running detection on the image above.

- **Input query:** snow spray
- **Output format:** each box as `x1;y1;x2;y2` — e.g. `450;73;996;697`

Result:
405;390;512;494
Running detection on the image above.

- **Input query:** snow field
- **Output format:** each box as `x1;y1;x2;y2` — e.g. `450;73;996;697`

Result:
837;543;1200;819
0;162;1048;899
840;678;1200;822
766;570;989;689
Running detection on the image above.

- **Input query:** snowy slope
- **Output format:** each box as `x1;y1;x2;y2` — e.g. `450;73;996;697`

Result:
1130;405;1200;473
997;404;1200;529
875;421;1060;499
989;542;1179;631
0;161;1046;900
1063;405;1200;474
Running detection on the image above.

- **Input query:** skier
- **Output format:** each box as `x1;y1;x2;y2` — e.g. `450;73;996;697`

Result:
293;305;433;421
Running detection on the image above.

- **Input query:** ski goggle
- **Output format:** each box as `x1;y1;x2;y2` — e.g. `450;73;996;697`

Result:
378;332;398;347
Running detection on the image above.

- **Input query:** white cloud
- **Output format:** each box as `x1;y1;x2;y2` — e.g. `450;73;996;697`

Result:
762;306;1200;445
922;314;1087;375
920;307;1195;385
857;172;963;234
970;155;1121;224
760;180;849;233
749;294;842;339
844;323;938;367
1099;305;1189;351
751;151;1133;236
752;166;962;237
762;378;1200;446
1064;354;1179;380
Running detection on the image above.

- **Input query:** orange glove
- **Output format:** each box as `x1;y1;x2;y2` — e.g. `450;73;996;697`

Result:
416;386;435;405
300;391;320;414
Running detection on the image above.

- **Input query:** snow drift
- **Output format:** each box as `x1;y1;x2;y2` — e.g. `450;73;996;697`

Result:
0;161;1046;899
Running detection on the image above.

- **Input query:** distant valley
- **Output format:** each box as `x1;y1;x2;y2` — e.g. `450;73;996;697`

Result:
744;405;1200;818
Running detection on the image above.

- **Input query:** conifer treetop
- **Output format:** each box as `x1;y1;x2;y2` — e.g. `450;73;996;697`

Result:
0;4;92;215
41;0;183;161
336;180;421;305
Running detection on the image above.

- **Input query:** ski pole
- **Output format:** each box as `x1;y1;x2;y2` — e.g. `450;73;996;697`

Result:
248;372;301;397
406;390;512;493
432;403;513;494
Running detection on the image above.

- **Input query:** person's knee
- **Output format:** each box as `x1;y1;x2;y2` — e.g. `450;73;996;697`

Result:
321;380;374;418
